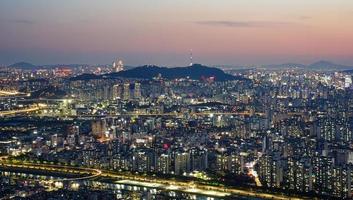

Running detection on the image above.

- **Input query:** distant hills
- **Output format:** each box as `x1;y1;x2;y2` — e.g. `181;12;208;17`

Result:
263;60;353;70
342;68;353;74
8;62;38;69
308;60;353;70
7;62;91;70
72;64;245;82
7;60;353;71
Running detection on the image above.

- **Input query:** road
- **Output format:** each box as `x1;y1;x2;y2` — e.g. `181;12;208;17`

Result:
35;111;264;119
0;90;27;97
0;162;101;182
0;103;47;116
0;161;304;200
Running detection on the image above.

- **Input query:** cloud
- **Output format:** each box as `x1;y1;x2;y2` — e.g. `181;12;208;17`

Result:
195;20;297;28
8;19;36;25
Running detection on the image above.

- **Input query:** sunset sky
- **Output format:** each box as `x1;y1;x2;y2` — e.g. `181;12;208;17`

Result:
1;0;353;66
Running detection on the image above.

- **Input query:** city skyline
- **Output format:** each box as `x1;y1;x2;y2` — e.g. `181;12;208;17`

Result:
2;2;353;199
1;0;353;66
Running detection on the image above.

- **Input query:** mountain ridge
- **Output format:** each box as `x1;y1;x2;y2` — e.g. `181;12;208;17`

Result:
8;62;37;69
8;60;353;71
263;60;353;70
71;64;246;82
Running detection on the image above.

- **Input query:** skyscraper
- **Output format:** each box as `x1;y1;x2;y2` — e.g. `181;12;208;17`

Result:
123;83;130;100
91;119;107;138
134;82;141;99
157;154;171;174
112;84;122;100
174;152;190;175
112;59;124;72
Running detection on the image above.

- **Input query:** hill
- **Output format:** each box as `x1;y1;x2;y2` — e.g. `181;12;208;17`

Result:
8;62;37;69
263;60;353;70
308;60;352;70
70;73;101;81
72;64;246;82
30;86;67;99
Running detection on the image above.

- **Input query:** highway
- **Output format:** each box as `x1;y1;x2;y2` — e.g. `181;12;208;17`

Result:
0;103;47;116
35;111;264;119
0;162;101;182
0;161;304;200
0;90;28;97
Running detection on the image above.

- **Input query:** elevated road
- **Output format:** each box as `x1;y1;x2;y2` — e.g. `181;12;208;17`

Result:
0;161;304;200
0;162;101;182
0;90;28;97
36;111;264;118
0;103;47;116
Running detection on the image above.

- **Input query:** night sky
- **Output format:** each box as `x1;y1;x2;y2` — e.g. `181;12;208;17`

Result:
1;0;353;66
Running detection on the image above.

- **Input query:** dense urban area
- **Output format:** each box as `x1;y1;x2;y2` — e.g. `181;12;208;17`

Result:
1;60;353;200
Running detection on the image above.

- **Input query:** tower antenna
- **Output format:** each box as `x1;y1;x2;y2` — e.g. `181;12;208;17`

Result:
189;49;193;66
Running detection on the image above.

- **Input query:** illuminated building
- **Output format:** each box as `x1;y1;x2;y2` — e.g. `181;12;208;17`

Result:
174;152;190;175
91;120;107;139
345;75;352;88
190;148;208;171
112;59;124;72
134;82;141;99
112;84;122;100
123;83;130;100
157;153;171;174
132;149;155;172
